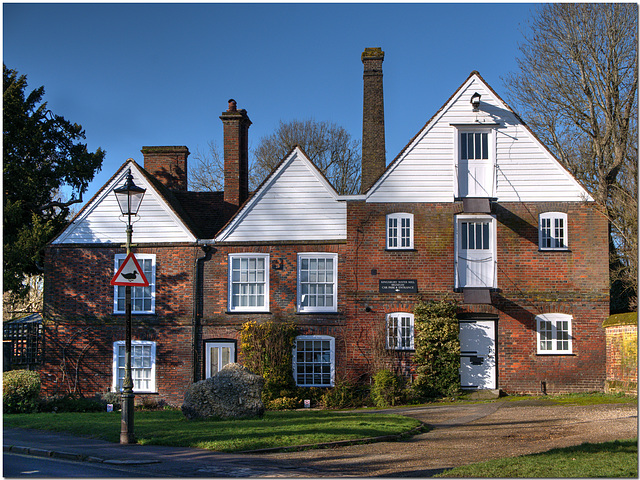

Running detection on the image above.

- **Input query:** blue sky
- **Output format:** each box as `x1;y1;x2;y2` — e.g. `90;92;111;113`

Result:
4;2;537;201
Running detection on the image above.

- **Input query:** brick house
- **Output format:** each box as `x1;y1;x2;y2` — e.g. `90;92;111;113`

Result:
42;48;609;404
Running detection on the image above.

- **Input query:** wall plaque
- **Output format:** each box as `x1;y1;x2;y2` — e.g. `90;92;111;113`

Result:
379;279;418;293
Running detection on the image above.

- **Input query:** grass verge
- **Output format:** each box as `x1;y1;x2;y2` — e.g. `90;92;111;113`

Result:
3;410;422;452
435;438;638;478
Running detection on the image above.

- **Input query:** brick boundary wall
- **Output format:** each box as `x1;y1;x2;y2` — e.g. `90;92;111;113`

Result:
604;312;638;395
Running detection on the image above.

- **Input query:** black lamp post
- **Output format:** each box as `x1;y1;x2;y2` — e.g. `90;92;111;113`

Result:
113;170;145;445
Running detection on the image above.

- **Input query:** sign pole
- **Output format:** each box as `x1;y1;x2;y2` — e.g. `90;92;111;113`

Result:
120;215;135;444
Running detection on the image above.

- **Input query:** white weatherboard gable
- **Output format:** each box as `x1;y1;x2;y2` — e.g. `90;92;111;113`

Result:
53;161;197;244
366;73;593;203
216;147;346;242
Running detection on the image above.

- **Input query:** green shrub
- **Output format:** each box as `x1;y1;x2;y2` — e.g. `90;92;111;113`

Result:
3;369;41;413
413;299;461;399
100;391;122;410
39;394;104;413
371;369;403;407
265;396;300;410
321;380;370;409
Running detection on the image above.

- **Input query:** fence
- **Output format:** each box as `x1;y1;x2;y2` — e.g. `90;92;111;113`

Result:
3;320;43;368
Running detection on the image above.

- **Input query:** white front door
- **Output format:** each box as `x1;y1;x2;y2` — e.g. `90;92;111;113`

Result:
456;216;496;288
205;341;235;378
459;320;496;389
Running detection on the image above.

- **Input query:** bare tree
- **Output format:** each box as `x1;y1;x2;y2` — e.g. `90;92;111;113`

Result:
504;3;638;311
188;141;225;192
253;119;361;194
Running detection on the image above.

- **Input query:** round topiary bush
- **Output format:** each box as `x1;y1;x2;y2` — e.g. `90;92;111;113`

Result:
3;369;41;413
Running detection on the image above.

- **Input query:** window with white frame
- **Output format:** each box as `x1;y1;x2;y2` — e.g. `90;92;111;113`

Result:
114;254;156;314
112;340;156;393
228;253;269;312
297;253;337;313
293;335;335;387
539;212;568;250
536;313;573;354
387;213;414;250
386;312;414;350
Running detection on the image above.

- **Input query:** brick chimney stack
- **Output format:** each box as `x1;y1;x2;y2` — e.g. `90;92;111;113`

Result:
220;99;251;209
141;146;190;191
361;47;386;194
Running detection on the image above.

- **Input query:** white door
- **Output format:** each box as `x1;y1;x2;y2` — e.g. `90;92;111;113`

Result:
456;217;495;288
459;320;496;389
458;131;493;197
205;341;235;378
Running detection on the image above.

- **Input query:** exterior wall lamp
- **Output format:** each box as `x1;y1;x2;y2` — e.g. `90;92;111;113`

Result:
113;169;146;445
471;92;481;112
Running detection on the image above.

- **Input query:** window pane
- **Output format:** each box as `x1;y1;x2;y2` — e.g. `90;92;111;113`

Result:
474;133;482;159
467;132;474;159
482;133;488;159
461;133;468;160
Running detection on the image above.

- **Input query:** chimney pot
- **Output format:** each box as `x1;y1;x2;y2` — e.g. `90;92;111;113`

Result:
228;99;237;112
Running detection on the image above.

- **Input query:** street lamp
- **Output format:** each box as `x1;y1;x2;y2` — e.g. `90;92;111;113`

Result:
113;170;145;444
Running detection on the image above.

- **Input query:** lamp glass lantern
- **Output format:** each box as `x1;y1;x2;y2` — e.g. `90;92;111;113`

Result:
114;172;146;219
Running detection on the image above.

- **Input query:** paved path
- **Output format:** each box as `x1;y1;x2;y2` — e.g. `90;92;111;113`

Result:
4;401;637;477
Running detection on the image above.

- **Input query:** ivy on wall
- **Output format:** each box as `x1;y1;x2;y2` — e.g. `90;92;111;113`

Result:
412;298;461;398
239;319;298;402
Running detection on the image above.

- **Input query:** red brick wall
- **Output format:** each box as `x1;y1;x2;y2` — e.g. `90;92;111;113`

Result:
605;324;638;394
342;200;609;393
42;244;198;405
42;197;609;400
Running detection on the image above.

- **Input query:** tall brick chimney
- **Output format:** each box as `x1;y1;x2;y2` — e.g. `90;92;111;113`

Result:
141;146;190;191
361;47;386;193
220;99;251;209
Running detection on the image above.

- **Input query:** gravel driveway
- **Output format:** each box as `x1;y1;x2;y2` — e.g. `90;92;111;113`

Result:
257;401;638;477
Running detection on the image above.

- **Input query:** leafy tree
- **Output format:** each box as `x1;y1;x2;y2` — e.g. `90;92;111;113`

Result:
253;119;361;195
3;65;104;297
504;4;638;311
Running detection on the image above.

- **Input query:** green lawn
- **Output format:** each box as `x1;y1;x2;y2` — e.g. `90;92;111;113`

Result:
3;409;422;452
436;439;638;478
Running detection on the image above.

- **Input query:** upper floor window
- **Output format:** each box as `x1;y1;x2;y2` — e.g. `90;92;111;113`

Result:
386;312;414;350
539;212;568;250
387;213;414;250
293;335;335;387
114;254;155;314
112;340;156;393
456;128;495;198
228;253;269;312
536;313;572;354
297;253;337;313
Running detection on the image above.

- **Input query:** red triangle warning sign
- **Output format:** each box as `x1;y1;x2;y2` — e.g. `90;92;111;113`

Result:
110;253;150;287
